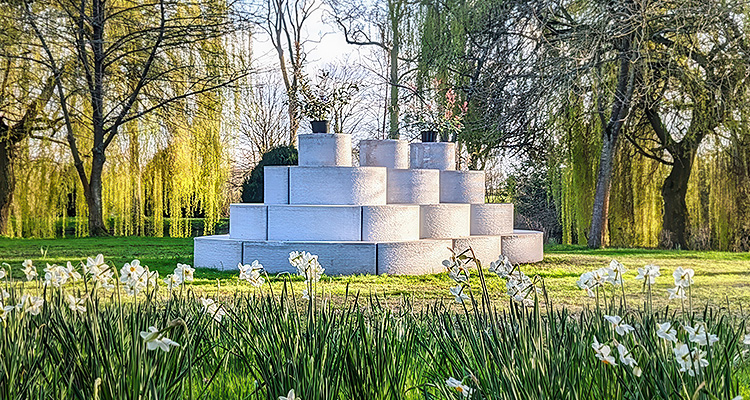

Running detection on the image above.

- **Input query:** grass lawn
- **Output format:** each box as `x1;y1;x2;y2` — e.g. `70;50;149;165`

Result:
1;236;748;311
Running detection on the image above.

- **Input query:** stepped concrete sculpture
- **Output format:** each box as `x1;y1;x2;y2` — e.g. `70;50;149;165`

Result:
195;135;544;274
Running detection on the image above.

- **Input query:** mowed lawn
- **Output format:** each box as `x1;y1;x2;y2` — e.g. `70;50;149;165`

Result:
0;236;749;310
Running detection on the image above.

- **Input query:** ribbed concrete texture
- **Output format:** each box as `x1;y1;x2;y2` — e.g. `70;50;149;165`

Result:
409;142;456;170
439;170;485;203
376;239;453;275
501;230;544;264
229;204;268;240
420;204;471;239
267;205;362;241
452;236;501;268
263;166;289;204
243;241;377;275
359;139;409;169
470;203;514;235
361;205;420;241
194;235;243;269
289;166;387;205
298;133;352;167
386;169;440;204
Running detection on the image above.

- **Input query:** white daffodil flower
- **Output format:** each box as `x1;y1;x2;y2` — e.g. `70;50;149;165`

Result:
120;260;145;283
200;297;226;322
667;285;687;300
635;264;660;284
140;326;180;352
0;301;14;321
576;271;597;297
289;251;324;283
616;343;641;376
672;267;694;288
606;260;627;286
604;315;635;336
592;336;617;365
17;295;44;316
0;266;6;280
683;323;719;347
2;289;9;300
673;342;708;376
43;263;69;287
66;295;87;315
446;377;473;398
489;255;513;278
85;254;107;275
22;259;37;281
744;334;750;345
449;285;470;303
302;286;310;300
64;261;82;282
175;263;194;283
238;261;265;287
278;389;300;400
164;274;182;291
656;322;678;342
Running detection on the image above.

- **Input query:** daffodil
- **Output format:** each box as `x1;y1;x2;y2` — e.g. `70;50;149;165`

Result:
576;271;596;297
0;301;14;321
164;274;182;291
672;267;694;287
683;323;718;347
22;259;37;281
200;297;226;322
120;260;145;283
289;251;324;283
606;259;627;286
489;255;513;278
0;265;6;280
278;389;300;400
744;333;750;345
604;315;635;336
175;263;195;283
656;322;678;342
667;285;687;300
239;261;265;287
673;342;708;376
617;343;641;377
140;326;180;352
66;294;87;314
449;285;470;303
446;377;473;398
592;336;617;365
635;264;660;284
85;254;108;274
17;294;44;316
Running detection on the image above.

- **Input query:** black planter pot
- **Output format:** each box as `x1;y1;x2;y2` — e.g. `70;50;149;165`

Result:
311;120;330;133
420;130;437;142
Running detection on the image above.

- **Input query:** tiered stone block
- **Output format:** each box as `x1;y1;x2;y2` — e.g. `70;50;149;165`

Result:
196;134;545;275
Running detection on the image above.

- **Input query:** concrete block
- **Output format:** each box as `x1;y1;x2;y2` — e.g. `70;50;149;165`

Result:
501;230;544;264
440;170;485;203
229;204;268;240
289;166;387;205
267;205;361;241
194;235;243;270
359;139;409;169
243;241;377;275
409;142;456;170
362;205;420;241
452;236;502;269
386;169;440;204
298;133;352;167
470;203;514;235
264;166;289;204
420;204;471;239
377;239;453;275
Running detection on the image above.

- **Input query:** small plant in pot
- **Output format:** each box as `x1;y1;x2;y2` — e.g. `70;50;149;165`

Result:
298;70;359;134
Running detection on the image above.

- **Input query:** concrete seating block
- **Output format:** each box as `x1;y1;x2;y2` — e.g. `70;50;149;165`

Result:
289;166;387;205
386;169;440;204
470;203;514;235
229;204;268;240
298;133;352;167
362;205;420;241
243;241;377;275
501;230;544;264
420;204;471;239
359;139;409;169
264;166;290;204
194;235;243;270
377;239;453;275
440;170;485;203
452;235;501;268
267;205;361;241
409;142;456;170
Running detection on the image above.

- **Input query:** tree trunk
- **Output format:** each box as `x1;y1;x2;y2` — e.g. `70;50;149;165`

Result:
587;35;636;249
0;137;14;236
660;150;695;249
86;150;108;236
387;1;400;139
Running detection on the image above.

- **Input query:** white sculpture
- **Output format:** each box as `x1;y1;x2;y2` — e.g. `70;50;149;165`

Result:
194;134;544;274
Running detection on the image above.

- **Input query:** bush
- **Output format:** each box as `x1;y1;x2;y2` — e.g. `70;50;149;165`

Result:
240;146;298;203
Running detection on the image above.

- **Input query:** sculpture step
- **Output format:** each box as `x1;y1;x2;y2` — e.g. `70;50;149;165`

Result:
288;166;387;205
298;133;352;167
386;168;440;204
439;170;486;203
